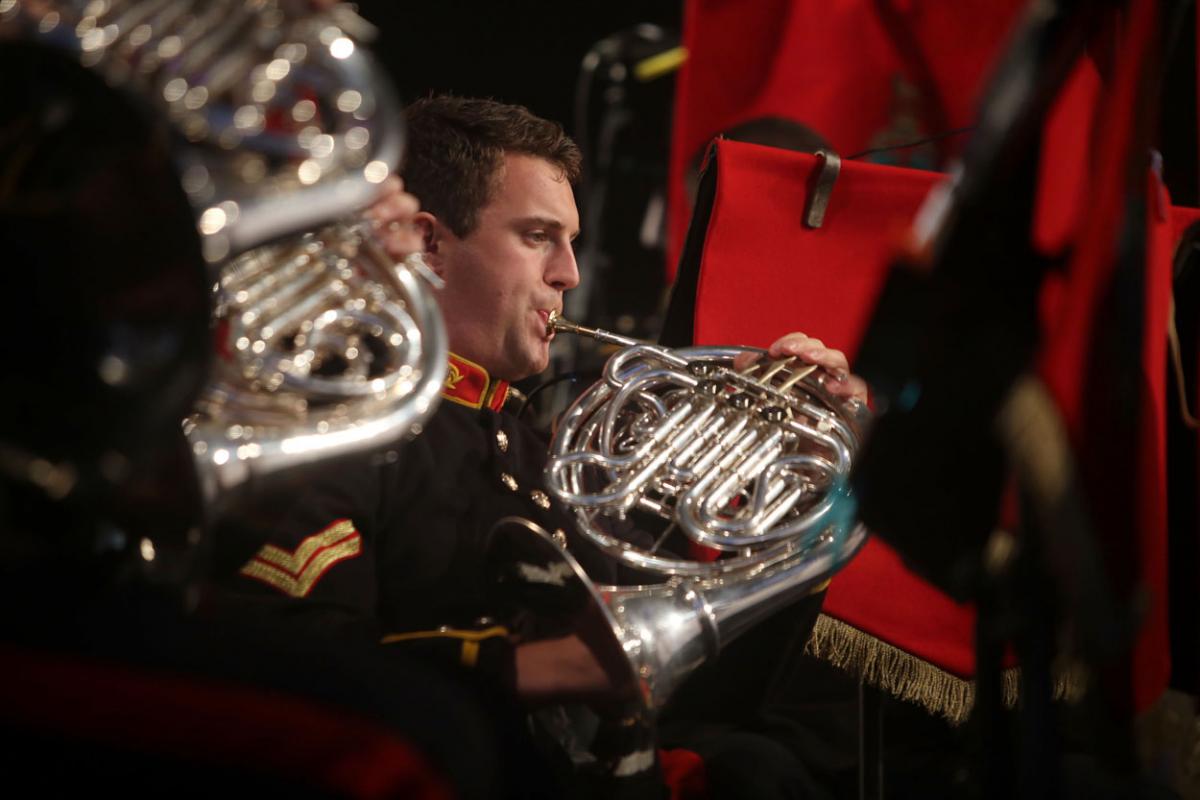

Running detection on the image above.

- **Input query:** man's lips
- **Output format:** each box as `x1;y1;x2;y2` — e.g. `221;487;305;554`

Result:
536;309;556;340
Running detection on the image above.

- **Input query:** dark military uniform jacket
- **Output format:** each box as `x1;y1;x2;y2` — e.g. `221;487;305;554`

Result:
212;352;605;691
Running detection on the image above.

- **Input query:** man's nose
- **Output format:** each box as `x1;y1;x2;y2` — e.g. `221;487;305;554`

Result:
547;241;580;291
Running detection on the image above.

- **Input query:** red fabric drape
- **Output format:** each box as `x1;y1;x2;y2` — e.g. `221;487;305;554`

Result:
659;747;709;799
692;132;1189;707
668;0;1027;279
2;645;451;799
694;141;986;677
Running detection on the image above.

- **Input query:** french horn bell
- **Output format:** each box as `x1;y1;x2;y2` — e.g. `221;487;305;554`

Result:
489;314;870;713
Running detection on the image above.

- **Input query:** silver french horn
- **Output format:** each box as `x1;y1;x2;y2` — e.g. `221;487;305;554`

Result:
490;313;870;714
5;0;447;503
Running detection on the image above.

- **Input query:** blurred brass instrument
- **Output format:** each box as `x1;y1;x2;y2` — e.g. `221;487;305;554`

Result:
5;0;447;503
186;233;445;501
489;313;870;713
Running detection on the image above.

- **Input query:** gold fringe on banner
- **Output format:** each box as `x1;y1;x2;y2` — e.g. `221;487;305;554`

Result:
804;613;1087;726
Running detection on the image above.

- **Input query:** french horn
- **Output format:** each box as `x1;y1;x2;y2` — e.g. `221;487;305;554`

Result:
5;0;447;504
489;314;870;713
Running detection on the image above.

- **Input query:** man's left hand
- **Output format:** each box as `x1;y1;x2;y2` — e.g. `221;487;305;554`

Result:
733;332;869;405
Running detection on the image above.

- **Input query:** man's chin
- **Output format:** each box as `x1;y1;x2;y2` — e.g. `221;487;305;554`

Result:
494;352;549;384
516;352;551;382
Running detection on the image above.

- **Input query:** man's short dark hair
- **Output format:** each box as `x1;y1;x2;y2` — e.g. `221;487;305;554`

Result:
401;95;582;238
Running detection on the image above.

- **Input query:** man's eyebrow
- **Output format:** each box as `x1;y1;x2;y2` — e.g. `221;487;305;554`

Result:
515;216;581;240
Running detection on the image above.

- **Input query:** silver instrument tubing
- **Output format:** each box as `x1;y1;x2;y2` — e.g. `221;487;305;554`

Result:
490;516;868;712
186;234;447;498
490;314;873;713
544;312;869;578
5;0;448;500
2;0;404;263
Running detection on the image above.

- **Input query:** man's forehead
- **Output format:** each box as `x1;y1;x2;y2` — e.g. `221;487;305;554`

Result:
486;153;580;230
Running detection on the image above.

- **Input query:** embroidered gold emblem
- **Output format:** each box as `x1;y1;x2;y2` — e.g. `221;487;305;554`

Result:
496;429;509;453
500;472;518;491
444;361;465;389
516;560;573;587
530;490;551;510
238;519;361;598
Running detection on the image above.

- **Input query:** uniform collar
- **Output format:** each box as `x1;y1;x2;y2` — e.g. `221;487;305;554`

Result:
441;352;510;412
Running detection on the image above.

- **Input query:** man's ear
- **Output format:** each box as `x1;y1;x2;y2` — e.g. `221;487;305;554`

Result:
412;211;443;272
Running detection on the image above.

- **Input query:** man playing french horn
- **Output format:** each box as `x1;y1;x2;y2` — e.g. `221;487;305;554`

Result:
213;94;868;799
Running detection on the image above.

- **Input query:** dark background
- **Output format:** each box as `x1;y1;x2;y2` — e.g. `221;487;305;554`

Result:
356;1;1198;208
356;0;688;341
357;0;683;142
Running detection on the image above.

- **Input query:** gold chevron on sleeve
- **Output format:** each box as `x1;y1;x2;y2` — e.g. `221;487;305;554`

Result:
238;519;362;598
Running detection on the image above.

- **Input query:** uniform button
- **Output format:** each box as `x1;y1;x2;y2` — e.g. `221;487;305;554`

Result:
500;472;518;492
530;490;551;509
552;529;568;549
495;429;509;453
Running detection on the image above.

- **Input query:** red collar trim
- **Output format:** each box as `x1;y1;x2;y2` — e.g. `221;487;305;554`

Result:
441;353;510;412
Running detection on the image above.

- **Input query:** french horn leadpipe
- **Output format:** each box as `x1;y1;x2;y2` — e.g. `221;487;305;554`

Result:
546;310;643;348
491;313;870;713
547;309;822;385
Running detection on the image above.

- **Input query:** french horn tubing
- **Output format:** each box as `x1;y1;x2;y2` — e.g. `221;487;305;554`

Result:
6;1;447;504
489;314;870;713
544;311;868;576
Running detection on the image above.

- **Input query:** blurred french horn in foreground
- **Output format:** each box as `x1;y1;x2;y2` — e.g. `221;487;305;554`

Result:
185;228;445;502
489;314;869;713
6;0;447;503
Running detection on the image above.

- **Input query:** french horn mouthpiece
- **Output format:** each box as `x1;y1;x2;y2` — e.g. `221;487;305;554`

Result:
545;312;642;348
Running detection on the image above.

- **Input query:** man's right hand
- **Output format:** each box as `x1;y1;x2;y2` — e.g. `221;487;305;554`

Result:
363;175;423;263
514;634;632;706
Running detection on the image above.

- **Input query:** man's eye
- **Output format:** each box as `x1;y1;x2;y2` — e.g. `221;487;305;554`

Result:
525;231;549;243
